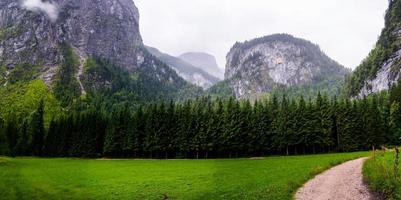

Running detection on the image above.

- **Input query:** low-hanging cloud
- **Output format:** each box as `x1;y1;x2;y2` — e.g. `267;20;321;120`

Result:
20;0;59;22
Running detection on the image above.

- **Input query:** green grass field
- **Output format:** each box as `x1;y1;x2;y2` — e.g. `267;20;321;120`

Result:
363;151;401;200
0;152;368;200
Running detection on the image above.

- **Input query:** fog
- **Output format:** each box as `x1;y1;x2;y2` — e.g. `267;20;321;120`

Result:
20;0;59;22
136;0;388;70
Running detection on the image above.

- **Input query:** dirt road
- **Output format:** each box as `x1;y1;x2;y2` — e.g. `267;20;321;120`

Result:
295;157;372;200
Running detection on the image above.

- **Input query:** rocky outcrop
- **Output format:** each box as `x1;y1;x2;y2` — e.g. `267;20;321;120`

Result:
146;46;220;89
179;52;224;79
0;0;194;98
347;0;401;97
225;34;349;99
358;49;401;97
1;0;141;70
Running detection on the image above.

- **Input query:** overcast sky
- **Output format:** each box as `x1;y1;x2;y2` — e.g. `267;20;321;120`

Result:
135;0;388;70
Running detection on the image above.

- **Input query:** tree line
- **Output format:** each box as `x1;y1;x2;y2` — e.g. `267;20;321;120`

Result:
1;84;401;158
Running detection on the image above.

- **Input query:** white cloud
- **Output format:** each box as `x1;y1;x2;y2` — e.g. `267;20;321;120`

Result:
135;0;388;70
20;0;59;22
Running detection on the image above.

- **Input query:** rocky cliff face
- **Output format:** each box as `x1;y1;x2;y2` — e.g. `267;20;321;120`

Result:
0;0;197;102
225;34;349;99
179;52;224;79
345;0;401;97
1;0;141;70
146;46;219;89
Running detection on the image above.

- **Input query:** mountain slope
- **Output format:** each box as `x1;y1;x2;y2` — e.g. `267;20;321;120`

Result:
225;34;350;99
179;52;224;79
344;0;401;97
0;0;201;111
146;46;220;89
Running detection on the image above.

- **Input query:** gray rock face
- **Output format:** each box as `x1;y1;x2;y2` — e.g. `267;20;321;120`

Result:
146;46;220;89
352;0;401;97
225;34;349;99
358;49;401;97
0;0;195;97
0;0;142;77
179;52;224;79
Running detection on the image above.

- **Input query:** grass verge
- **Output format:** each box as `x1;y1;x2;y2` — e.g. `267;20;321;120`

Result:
363;151;401;200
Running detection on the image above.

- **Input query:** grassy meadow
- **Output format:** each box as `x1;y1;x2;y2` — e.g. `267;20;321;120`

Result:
363;151;401;200
0;152;368;200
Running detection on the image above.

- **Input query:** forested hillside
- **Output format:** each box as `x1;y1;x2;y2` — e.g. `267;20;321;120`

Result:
0;0;203;123
2;80;401;158
344;0;401;97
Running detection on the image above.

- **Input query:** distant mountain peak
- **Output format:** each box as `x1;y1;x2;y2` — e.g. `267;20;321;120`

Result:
179;52;224;79
0;0;201;105
225;33;349;99
146;46;220;89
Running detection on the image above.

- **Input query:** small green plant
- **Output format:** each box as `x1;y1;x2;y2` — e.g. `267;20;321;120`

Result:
363;150;401;199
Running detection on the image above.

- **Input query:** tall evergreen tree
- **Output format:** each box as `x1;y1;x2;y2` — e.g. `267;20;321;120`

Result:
0;117;9;155
30;99;45;156
15;119;30;156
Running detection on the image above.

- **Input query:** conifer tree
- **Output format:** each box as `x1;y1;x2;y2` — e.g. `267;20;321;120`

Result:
5;115;18;156
390;102;401;145
15;119;30;156
0;117;9;155
30;99;45;156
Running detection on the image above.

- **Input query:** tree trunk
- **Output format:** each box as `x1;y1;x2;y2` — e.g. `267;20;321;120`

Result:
196;151;199;159
286;146;289;156
395;146;399;178
372;145;375;160
205;151;208;159
337;133;340;151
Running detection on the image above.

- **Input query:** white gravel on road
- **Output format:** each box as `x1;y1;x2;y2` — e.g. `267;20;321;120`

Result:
295;157;373;200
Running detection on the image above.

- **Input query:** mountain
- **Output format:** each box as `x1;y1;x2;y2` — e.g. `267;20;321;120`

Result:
225;34;350;99
179;52;224;79
0;0;201;114
344;0;401;97
146;46;220;89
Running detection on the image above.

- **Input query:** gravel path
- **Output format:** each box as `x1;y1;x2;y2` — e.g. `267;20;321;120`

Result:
295;157;373;200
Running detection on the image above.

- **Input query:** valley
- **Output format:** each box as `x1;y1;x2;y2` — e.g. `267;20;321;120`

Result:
0;0;401;199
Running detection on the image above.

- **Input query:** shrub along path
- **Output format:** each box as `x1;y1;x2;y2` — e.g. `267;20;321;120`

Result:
295;157;372;200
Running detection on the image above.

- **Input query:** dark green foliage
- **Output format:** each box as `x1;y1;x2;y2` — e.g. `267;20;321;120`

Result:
14;119;30;156
30;100;45;156
271;76;345;99
4;115;18;156
7;63;42;84
82;57;203;109
207;80;235;99
53;44;81;107
0;117;9;155
103;105;131;157
4;82;401;158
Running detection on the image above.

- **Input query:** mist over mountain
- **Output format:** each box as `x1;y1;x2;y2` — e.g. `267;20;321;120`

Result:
179;52;224;79
146;46;220;89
